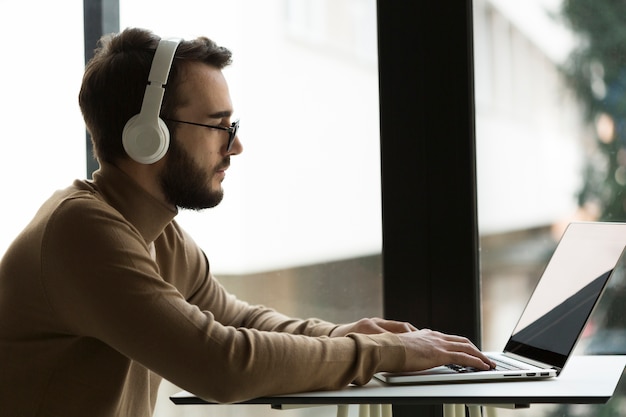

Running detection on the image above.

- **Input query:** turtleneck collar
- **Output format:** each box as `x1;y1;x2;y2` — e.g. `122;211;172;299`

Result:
91;162;177;243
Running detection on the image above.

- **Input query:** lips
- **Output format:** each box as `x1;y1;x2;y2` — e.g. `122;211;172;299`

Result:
216;157;230;174
215;159;230;183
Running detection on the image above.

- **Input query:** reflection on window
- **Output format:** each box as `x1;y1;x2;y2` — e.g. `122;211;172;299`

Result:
475;0;626;416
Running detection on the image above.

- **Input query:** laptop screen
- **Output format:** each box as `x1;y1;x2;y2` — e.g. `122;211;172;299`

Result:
503;222;626;370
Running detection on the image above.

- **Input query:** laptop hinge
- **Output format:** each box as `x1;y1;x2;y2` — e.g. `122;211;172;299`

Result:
502;351;561;373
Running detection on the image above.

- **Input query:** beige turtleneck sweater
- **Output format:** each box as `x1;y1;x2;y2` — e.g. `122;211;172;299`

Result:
0;163;405;416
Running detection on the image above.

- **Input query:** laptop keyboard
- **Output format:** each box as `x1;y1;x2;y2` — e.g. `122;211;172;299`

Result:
446;357;525;373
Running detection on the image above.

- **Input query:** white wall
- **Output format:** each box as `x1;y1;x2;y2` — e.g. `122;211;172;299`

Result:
474;0;587;235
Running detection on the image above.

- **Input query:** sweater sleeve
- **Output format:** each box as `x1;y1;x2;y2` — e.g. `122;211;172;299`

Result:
161;222;339;337
41;197;406;404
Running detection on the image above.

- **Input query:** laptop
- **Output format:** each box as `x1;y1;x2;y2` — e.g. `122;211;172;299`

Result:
376;221;626;384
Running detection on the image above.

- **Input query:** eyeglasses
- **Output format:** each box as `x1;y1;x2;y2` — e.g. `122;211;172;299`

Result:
164;118;239;151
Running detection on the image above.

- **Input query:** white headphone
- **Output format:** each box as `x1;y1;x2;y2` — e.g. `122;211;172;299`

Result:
122;38;182;164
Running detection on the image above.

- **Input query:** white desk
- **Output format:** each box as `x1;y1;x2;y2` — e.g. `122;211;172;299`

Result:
171;355;626;415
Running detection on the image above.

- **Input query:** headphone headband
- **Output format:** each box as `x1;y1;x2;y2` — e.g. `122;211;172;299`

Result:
140;38;181;118
149;38;181;85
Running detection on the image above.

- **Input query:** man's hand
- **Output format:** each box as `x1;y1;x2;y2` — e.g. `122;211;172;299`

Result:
398;328;496;371
330;317;417;337
329;318;495;372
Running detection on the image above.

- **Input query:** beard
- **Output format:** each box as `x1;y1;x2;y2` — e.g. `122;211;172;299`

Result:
159;135;227;211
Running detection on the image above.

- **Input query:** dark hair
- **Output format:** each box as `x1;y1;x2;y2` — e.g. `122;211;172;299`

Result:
78;27;233;164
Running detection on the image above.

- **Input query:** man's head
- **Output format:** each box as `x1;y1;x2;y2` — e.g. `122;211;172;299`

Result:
79;27;243;210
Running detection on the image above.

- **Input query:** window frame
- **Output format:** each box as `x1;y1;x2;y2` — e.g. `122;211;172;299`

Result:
378;1;480;338
83;0;119;178
378;2;479;415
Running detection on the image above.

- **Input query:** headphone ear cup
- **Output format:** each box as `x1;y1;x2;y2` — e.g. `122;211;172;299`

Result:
122;38;180;164
122;115;170;164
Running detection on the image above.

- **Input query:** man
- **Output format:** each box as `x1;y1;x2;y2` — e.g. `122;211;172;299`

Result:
0;28;494;416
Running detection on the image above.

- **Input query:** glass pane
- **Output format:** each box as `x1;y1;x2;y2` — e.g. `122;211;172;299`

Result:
475;0;626;415
118;1;381;416
0;1;86;255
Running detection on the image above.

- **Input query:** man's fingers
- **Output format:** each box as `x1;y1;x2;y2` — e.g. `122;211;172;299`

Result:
450;351;495;370
399;329;495;372
443;339;496;369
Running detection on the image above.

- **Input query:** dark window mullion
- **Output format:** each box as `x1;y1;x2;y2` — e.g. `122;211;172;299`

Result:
378;1;478;415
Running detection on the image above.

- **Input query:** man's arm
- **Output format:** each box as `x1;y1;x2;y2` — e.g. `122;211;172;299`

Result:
41;199;404;403
167;222;494;375
43;199;491;404
330;317;417;336
164;221;339;337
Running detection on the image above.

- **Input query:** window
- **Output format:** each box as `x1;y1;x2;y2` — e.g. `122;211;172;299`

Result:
0;1;86;256
0;2;381;417
475;0;626;416
117;1;382;415
117;0;380;274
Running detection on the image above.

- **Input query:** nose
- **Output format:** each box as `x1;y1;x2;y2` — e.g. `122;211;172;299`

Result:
227;134;243;156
